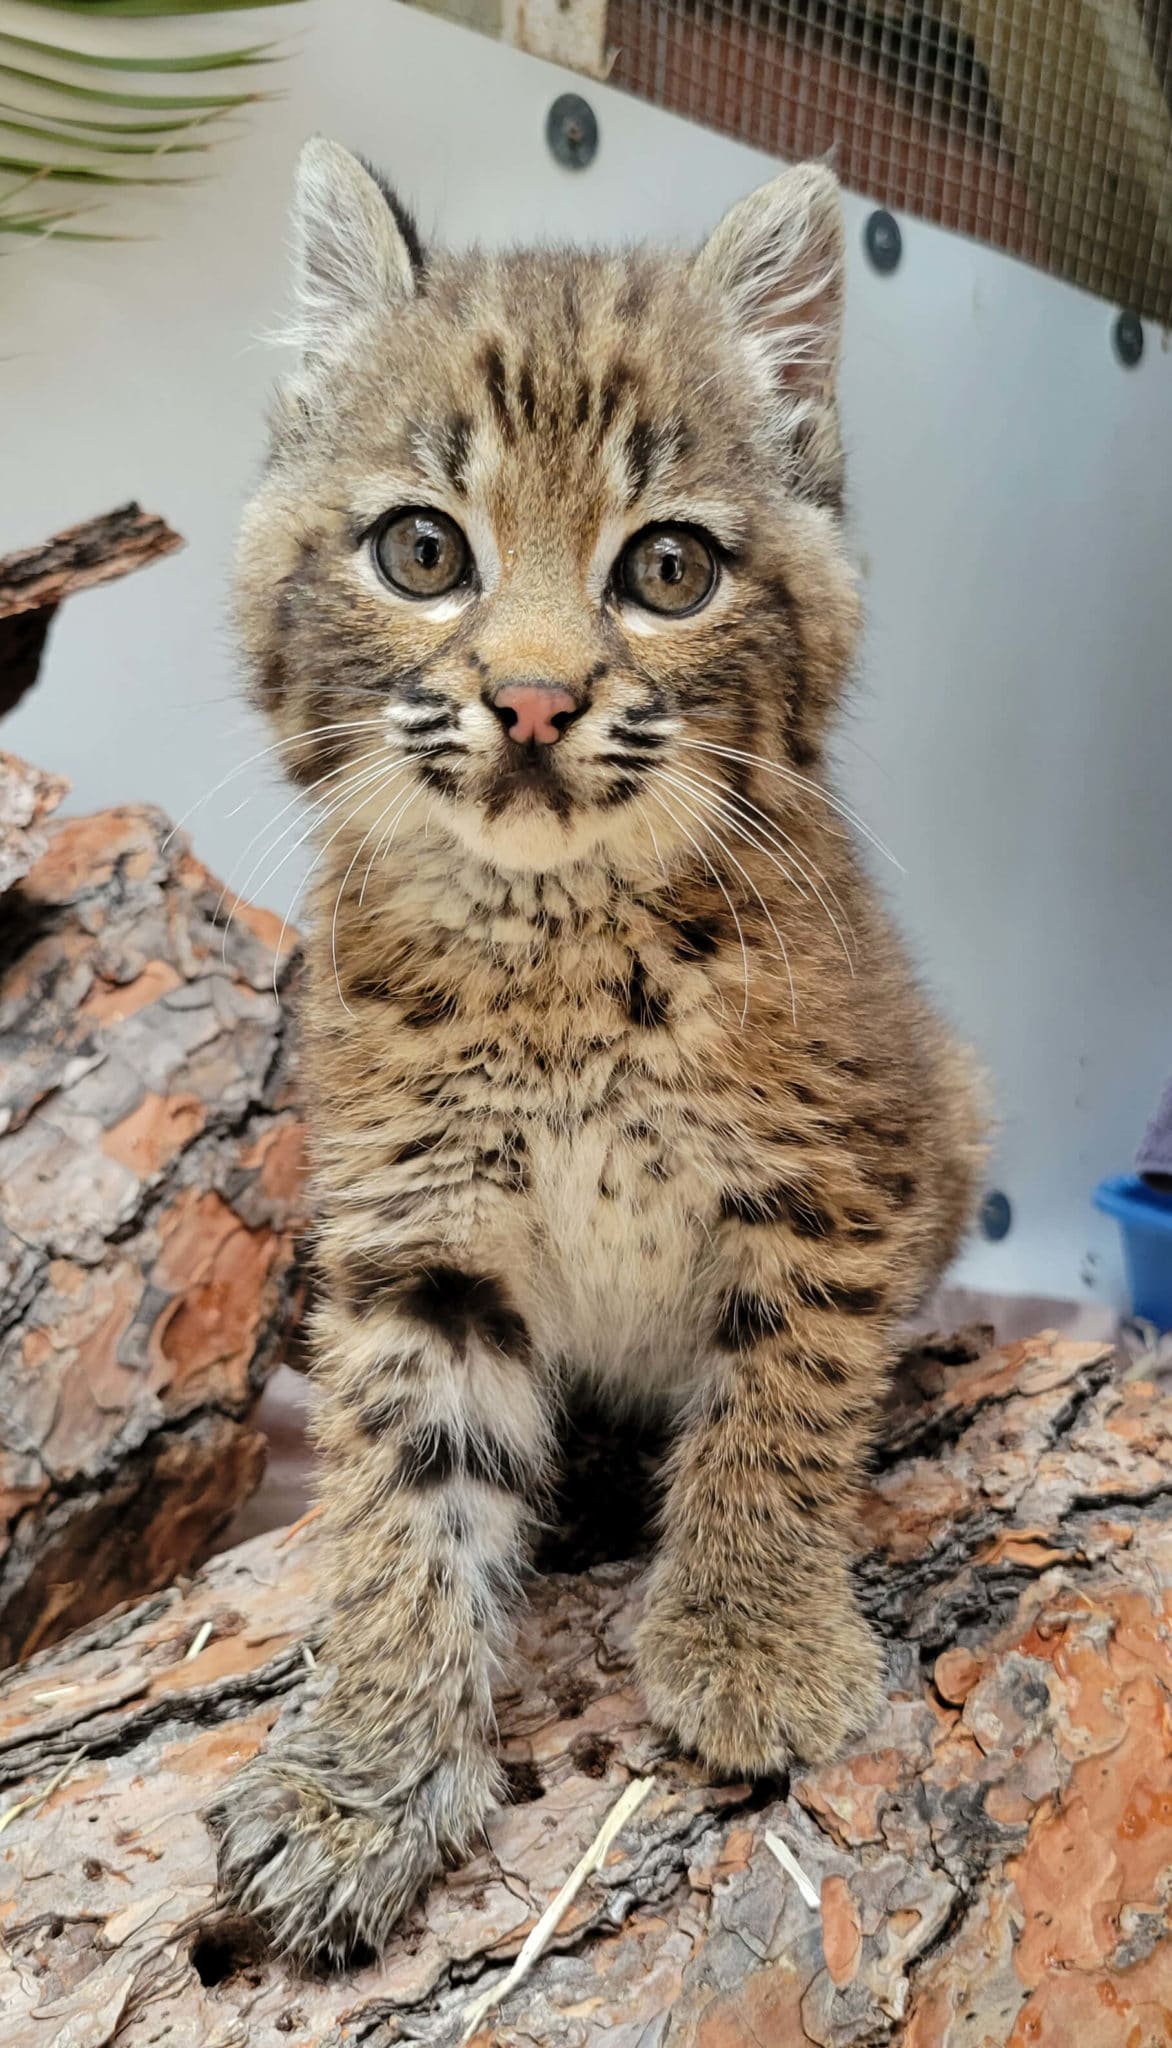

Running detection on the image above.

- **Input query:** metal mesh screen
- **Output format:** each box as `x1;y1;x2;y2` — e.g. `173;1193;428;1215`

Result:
607;1;1172;323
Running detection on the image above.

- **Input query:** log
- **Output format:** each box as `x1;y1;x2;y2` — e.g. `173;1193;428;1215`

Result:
2;1330;1169;2045
0;766;308;1667
0;505;183;718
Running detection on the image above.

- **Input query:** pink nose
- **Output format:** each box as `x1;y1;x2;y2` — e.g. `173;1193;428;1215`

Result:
492;684;577;747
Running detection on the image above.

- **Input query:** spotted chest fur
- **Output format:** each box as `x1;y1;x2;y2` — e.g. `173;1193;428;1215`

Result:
304;832;938;1409
317;860;734;1401
211;139;985;1969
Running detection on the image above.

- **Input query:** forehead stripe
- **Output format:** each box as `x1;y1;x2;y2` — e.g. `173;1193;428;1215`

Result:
442;412;473;494
562;275;582;340
517;359;538;432
481;343;515;444
598;364;633;435
615;265;650;321
624;415;659;504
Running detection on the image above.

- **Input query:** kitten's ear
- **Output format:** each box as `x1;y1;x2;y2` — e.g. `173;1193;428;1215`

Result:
693;164;844;404
289;137;423;353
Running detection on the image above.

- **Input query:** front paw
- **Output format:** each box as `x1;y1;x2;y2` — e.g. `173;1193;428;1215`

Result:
208;1727;500;1969
635;1579;884;1777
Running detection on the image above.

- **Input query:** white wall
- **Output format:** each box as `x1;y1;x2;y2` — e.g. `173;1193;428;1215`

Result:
3;0;1171;1308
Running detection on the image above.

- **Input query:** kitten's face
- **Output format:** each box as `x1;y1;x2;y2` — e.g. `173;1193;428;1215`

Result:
239;144;860;877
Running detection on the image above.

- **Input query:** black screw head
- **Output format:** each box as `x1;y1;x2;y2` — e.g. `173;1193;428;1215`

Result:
979;1189;1013;1243
864;208;902;274
546;93;598;171
1112;310;1144;367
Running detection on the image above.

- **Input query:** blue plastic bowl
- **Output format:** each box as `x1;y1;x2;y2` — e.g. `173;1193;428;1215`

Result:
1093;1174;1172;1330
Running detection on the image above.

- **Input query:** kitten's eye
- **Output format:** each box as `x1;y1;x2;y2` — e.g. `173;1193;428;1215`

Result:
617;526;717;617
372;508;470;599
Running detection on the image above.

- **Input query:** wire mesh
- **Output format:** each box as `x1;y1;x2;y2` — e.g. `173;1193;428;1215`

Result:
607;1;1172;323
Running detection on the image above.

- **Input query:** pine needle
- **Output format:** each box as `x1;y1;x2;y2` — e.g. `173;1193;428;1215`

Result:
276;1502;323;1547
459;1775;656;2043
0;1747;87;1836
184;1619;214;1660
764;1827;821;1909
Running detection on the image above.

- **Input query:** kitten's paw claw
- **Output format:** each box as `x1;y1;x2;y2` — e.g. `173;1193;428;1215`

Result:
635;1588;884;1777
208;1733;498;1969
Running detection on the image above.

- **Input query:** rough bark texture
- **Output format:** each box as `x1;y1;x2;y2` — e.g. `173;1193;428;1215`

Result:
0;755;68;899
0;506;183;719
2;1331;1169;2046
0;780;308;1668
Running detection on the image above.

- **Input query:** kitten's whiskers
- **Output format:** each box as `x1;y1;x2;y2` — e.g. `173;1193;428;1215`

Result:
674;737;902;870
649;769;798;1025
227;752;407;960
162;719;385;851
331;774;424;1014
642;785;752;1028
362;782;425;904
643;813;673;893
271;763;419;1002
659;764;856;974
213;743;394;930
225;758;407;977
373;784;426;894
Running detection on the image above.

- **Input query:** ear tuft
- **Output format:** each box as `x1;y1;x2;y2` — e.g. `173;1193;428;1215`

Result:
693;164;844;406
289;137;422;357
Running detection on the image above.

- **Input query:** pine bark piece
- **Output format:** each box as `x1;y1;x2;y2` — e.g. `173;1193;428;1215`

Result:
0;784;308;1667
0;505;183;621
0;505;183;718
2;1332;1169;2046
0;753;68;897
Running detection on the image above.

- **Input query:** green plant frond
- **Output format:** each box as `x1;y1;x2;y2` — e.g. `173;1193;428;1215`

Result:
0;149;193;184
0;215;127;237
0;59;267;108
2;2;304;252
1;167;44;209
0;97;234;134
1;206;73;226
0;30;276;74
0;110;210;151
0;222;128;239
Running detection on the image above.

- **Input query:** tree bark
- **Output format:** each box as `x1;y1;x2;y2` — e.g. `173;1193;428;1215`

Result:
0;754;68;898
0;769;308;1667
0;505;183;719
2;1330;1169;2046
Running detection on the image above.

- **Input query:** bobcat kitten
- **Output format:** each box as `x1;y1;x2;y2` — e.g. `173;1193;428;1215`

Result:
213;138;983;1965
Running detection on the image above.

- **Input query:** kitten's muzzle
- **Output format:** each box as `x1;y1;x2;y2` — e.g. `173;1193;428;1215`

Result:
490;684;581;747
